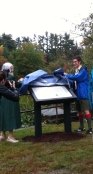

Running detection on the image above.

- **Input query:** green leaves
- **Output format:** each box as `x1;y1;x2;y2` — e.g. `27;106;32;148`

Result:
8;43;45;78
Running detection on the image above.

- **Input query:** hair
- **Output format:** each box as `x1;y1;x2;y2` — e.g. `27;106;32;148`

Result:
0;71;6;82
2;62;13;71
73;55;82;62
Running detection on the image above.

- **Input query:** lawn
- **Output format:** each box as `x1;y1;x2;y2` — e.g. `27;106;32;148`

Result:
0;121;93;174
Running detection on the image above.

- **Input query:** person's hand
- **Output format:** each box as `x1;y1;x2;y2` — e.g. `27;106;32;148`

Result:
8;80;13;87
8;80;15;88
64;72;68;76
18;78;24;82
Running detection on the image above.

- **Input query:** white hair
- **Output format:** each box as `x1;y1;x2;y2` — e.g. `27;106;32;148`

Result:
2;62;13;71
2;62;14;75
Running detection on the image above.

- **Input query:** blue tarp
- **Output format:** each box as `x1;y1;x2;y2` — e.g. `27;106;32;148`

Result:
19;68;71;95
19;69;47;94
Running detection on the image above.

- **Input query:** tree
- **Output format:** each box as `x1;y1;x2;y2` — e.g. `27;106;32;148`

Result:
21;36;32;43
78;13;93;73
78;13;93;44
15;37;22;48
0;33;16;58
37;32;81;63
0;45;8;69
8;43;45;78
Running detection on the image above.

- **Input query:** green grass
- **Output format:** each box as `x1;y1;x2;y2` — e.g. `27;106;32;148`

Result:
0;121;93;174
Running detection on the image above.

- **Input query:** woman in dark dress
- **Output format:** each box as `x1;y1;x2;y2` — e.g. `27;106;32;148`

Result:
0;62;23;143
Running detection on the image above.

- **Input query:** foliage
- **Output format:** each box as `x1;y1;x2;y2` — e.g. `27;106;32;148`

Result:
0;33;16;58
8;43;45;78
77;13;93;73
38;32;81;63
0;45;8;69
0;32;82;77
19;94;34;127
78;13;93;43
47;58;67;73
0;45;4;54
82;47;93;74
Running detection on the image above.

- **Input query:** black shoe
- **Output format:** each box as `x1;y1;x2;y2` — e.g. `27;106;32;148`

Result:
86;128;92;134
74;127;85;132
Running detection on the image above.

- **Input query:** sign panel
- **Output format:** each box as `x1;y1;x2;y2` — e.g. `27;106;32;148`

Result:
32;86;72;100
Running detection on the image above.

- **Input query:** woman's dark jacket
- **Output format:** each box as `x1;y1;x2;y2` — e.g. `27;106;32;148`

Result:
0;83;19;101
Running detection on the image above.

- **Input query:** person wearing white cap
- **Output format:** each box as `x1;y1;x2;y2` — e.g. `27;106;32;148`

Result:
0;62;23;143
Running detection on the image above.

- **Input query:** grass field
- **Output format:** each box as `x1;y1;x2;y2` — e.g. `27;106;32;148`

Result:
0;121;93;174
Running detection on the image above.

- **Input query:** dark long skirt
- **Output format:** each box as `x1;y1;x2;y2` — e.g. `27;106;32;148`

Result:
0;97;21;131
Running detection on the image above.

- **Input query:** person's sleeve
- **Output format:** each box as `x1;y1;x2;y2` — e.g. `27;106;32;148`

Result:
67;69;87;82
0;84;19;101
15;81;22;88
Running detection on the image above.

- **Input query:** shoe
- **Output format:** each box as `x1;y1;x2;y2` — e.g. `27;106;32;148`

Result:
0;136;6;142
74;127;85;132
86;128;92;134
7;137;19;143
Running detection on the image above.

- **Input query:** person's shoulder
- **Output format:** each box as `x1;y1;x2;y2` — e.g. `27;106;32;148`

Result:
79;66;87;71
0;83;8;92
8;74;14;80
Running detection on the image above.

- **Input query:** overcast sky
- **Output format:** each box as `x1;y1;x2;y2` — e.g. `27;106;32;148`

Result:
0;0;93;44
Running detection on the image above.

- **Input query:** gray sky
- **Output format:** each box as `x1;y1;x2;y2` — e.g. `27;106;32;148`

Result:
0;0;93;44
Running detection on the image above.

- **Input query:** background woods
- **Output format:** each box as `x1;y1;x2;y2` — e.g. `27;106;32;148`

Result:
0;13;93;78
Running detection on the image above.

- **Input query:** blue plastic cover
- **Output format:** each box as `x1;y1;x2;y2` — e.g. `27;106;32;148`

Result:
19;68;71;94
19;69;47;94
